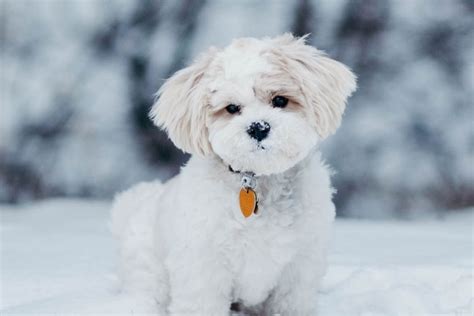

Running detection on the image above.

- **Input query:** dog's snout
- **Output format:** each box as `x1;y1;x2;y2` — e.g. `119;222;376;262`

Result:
247;121;271;142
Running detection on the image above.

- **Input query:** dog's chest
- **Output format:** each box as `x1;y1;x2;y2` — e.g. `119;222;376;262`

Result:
229;220;298;306
216;168;306;305
227;200;303;306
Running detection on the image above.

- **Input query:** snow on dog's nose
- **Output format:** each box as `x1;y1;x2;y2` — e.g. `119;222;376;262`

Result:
247;121;271;142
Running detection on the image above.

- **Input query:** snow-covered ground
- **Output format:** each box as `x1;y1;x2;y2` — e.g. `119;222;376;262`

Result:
1;199;472;315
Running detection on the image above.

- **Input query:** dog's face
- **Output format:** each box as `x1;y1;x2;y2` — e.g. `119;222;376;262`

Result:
151;34;356;175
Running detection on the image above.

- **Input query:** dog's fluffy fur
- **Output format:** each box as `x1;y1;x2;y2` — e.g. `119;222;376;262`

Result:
111;34;356;315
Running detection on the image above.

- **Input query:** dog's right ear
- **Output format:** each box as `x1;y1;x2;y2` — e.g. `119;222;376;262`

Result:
150;48;217;156
269;34;357;139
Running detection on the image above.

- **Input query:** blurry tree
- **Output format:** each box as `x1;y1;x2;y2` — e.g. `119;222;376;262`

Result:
292;0;316;41
1;0;472;218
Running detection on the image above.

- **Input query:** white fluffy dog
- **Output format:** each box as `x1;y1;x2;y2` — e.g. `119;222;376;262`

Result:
111;34;356;315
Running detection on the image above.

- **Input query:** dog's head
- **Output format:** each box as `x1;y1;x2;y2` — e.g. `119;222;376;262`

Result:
151;34;356;175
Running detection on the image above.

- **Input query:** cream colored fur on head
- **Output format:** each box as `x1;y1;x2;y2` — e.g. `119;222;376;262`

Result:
267;34;356;138
112;34;356;315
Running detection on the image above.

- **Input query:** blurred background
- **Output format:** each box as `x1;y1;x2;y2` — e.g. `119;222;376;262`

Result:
0;0;472;218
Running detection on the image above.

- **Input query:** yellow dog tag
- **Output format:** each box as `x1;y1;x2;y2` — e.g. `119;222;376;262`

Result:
239;188;258;218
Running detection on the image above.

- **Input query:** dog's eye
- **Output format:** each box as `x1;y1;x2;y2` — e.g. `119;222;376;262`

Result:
272;96;288;108
226;104;241;114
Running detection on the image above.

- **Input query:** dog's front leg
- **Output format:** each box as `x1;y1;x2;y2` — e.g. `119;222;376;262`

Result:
166;246;233;316
264;248;326;316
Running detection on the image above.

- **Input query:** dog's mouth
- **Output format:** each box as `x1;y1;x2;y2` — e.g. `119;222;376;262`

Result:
214;133;309;177
245;141;268;155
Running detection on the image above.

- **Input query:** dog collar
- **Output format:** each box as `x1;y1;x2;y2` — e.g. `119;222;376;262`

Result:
229;166;259;218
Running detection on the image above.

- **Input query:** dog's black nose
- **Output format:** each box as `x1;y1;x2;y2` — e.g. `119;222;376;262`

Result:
247;121;271;142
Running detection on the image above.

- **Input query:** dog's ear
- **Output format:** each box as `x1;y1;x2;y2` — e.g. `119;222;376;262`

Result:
150;48;217;156
269;33;357;138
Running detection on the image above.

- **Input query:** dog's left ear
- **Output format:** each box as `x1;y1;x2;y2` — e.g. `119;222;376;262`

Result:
150;48;217;156
269;34;357;138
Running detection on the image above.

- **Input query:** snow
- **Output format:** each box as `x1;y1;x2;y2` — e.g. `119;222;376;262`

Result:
1;199;472;315
320;218;473;315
